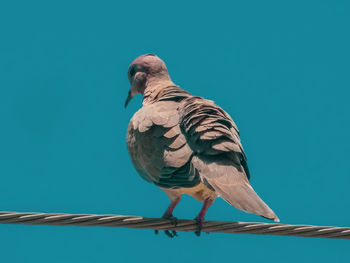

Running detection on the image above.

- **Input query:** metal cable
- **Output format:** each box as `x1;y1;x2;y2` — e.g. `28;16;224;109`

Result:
0;211;349;239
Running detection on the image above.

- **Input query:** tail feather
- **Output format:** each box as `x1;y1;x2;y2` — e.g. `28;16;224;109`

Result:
214;180;279;222
192;156;279;222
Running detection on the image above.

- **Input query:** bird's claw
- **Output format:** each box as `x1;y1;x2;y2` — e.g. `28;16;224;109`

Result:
194;217;203;236
164;229;178;238
154;229;177;238
162;214;178;226
154;214;178;238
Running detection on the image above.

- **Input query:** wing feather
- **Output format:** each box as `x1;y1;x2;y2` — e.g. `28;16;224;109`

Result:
178;97;279;221
127;101;198;188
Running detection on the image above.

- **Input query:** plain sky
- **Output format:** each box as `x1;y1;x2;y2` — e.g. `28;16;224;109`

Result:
0;0;349;262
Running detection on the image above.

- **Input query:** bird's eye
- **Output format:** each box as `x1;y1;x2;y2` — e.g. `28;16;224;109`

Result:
129;67;136;78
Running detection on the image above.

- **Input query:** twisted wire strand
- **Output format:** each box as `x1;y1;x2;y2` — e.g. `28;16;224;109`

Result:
0;211;349;239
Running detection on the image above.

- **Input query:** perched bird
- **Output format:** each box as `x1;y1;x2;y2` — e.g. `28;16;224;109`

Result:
125;54;279;237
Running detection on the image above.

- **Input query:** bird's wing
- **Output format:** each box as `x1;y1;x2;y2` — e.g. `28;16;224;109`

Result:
127;101;199;188
178;96;279;221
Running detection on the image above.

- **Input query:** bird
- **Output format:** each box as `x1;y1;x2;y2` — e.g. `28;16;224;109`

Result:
125;54;279;237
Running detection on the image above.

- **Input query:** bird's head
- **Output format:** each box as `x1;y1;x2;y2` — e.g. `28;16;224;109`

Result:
125;54;172;108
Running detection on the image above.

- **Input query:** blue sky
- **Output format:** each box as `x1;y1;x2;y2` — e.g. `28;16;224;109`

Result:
0;0;349;262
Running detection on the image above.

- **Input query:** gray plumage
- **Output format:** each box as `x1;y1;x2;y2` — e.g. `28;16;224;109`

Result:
125;54;279;224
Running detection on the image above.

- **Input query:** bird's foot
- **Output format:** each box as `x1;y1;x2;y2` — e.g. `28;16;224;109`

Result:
162;214;178;225
194;216;204;237
154;214;178;238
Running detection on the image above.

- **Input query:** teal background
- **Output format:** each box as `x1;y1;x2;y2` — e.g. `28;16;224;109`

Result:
0;0;349;262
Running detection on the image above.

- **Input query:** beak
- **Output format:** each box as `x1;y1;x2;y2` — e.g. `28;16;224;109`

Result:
124;90;133;108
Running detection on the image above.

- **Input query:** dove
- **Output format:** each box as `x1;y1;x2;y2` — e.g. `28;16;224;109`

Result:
125;54;279;237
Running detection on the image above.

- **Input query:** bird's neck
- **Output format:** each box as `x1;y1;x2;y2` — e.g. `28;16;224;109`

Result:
142;78;176;105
